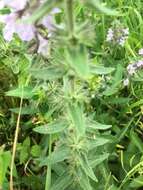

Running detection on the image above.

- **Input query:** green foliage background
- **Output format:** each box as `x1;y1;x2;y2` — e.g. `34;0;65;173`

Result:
1;0;143;190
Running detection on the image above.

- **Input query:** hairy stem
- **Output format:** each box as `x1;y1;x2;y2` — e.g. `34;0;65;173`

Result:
66;0;74;37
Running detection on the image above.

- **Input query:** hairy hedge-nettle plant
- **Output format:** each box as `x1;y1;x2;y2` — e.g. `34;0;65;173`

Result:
4;0;119;190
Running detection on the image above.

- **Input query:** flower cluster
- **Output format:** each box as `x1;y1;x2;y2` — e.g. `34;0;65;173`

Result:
0;0;61;56
123;48;143;86
106;26;129;46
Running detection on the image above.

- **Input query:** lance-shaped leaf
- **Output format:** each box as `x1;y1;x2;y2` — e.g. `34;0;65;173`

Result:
77;167;93;190
5;87;37;99
79;154;98;182
40;146;71;166
51;171;73;190
66;45;90;79
89;153;109;168
30;66;66;81
33;119;68;134
84;0;118;16
87;138;110;150
68;102;86;137
10;106;38;115
0;151;11;188
90;64;114;75
87;119;112;130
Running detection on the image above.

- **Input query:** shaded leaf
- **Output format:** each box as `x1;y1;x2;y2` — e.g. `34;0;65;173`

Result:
51;172;73;190
33;119;68;134
79;154;98;182
90;64;114;75
66;45;90;78
68;102;86;137
5;87;36;99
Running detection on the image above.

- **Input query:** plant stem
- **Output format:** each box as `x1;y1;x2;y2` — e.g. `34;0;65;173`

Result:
66;0;74;38
10;89;23;190
45;135;52;190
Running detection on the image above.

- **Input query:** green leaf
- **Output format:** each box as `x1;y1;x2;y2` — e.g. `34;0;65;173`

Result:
30;66;65;81
130;99;143;109
40;146;70;166
77;167;93;190
87;138;110;150
90;153;109;168
85;0;119;15
68;102;86;137
79;154;98;182
20;137;30;164
31;145;42;158
108;97;131;105
10;106;38;115
33;119;68;134
87;118;112;130
51;172;73;190
90;65;114;75
66;45;90;78
0;151;11;188
5;87;36;99
103;64;123;96
129;175;143;188
130;130;143;153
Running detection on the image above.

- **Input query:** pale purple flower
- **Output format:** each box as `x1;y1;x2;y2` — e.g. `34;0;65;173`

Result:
106;25;129;46
42;15;54;31
138;48;143;55
136;60;143;67
106;28;113;42
2;13;17;41
42;8;61;31
51;8;61;14
118;37;125;46
127;64;136;75
2;13;35;41
37;35;49;56
123;78;129;86
4;0;28;11
122;28;129;35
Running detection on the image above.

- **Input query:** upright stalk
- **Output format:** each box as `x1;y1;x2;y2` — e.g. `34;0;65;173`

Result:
10;89;23;190
66;0;74;38
45;135;52;190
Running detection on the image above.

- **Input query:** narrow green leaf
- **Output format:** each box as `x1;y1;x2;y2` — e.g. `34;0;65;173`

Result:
88;138;110;150
0;151;11;187
30;66;65;81
66;45;90;78
10;106;38;115
85;0;118;15
68;102;86;137
87;119;112;130
129;175;143;188
31;145;42;158
90;65;114;75
130;130;143;153
103;64;123;96
77;167;93;190
90;153;109;168
33;119;68;134
79;154;98;182
40;146;70;166
51;172;73;190
5;87;36;99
